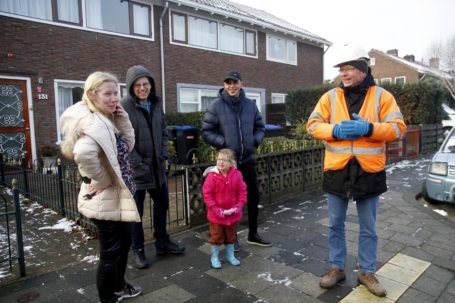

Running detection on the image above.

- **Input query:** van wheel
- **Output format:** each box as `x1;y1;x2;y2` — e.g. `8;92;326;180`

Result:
421;182;440;204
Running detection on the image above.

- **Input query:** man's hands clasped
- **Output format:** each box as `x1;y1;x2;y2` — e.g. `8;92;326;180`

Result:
332;113;372;140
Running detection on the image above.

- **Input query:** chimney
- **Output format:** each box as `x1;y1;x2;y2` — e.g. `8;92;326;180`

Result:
429;57;440;68
404;55;415;62
386;49;398;56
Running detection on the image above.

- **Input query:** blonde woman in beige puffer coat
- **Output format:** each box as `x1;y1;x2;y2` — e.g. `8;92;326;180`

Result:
60;71;141;303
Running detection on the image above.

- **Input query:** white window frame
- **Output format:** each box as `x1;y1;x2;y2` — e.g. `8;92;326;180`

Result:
266;34;297;65
177;84;219;113
395;76;406;85
0;0;154;41
54;79;85;142
169;10;258;58
369;57;376;66
271;93;287;104
177;83;265;114
380;78;392;85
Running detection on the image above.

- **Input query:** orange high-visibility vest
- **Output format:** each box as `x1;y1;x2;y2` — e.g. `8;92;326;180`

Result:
307;86;406;172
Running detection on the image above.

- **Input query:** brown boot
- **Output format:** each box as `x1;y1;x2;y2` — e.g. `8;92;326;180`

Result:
358;272;387;297
319;267;346;289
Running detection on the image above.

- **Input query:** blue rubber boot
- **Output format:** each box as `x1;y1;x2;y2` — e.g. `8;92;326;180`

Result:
210;245;222;269
225;244;240;266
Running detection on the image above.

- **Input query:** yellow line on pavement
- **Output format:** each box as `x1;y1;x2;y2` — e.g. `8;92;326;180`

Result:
340;253;431;303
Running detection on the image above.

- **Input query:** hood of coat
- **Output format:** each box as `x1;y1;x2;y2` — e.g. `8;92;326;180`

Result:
125;65;158;104
60;101;116;157
60;101;96;143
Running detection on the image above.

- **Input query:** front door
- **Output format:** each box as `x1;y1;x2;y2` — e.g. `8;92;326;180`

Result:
0;79;31;159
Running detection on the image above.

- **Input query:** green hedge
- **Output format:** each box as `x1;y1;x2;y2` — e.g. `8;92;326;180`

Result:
285;80;451;125
164;81;451;163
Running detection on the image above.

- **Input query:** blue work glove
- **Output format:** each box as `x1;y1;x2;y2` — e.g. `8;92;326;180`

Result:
332;123;360;140
340;114;372;136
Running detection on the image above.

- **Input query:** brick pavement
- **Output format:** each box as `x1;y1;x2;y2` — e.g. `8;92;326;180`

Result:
0;158;454;303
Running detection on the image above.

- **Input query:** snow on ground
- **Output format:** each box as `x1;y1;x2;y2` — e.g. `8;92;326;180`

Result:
0;189;97;282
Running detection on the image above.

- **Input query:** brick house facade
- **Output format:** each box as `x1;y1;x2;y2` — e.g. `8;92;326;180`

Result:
0;0;330;161
368;48;453;86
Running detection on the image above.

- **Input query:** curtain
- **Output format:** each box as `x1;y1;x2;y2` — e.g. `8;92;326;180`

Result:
220;24;243;54
57;0;79;23
133;3;149;36
189;16;217;49
0;0;52;20
58;87;74;118
86;0;102;29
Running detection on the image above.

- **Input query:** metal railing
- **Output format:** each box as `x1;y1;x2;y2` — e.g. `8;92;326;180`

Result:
0;180;25;277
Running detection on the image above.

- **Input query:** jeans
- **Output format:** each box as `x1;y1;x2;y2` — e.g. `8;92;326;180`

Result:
327;193;379;273
131;183;170;251
238;162;260;235
92;219;131;303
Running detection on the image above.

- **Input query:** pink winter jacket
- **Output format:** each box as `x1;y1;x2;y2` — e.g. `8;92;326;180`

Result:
202;166;247;226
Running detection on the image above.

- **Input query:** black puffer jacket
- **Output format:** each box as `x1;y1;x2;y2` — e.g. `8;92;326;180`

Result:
121;66;168;190
202;88;265;164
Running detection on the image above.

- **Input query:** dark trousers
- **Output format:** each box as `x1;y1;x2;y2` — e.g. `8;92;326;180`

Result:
92;219;131;303
209;223;237;245
238;162;259;235
131;183;170;250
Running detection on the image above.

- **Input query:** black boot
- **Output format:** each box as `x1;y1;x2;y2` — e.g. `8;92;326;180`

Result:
132;249;149;269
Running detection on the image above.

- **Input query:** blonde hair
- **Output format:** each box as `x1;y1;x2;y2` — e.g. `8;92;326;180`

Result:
60;71;118;160
82;71;118;113
218;148;237;168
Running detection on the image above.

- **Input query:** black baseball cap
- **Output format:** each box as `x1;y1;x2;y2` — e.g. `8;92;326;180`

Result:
224;70;242;82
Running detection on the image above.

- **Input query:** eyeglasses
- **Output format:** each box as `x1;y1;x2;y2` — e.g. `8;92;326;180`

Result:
216;158;230;163
338;66;357;73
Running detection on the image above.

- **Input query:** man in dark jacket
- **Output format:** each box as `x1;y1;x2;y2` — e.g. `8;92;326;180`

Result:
202;70;271;249
121;65;185;269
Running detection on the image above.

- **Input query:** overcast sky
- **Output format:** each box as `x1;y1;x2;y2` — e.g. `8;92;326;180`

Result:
236;0;455;79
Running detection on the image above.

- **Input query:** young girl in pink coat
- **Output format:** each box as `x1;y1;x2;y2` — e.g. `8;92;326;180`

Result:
202;148;247;268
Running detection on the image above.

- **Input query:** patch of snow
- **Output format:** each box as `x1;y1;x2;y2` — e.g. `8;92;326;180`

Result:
433;209;448;216
257;272;290;285
38;218;75;233
81;255;99;263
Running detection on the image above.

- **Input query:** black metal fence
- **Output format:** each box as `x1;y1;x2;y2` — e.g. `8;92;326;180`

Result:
0;154;190;239
0;181;25;277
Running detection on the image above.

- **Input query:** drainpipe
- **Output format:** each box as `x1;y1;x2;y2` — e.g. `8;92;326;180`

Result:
160;1;169;112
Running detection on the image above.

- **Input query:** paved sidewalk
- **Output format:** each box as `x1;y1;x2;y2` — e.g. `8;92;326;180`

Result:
0;157;454;303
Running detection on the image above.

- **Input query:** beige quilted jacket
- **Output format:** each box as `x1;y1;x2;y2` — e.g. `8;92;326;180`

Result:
60;101;140;222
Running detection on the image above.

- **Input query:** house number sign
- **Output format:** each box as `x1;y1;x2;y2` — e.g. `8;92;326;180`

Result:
38;93;48;100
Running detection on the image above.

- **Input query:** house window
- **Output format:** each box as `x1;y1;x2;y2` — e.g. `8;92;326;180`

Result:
119;84;128;99
271;93;287;104
86;0;152;37
1;0;154;38
178;87;218;112
267;35;297;65
188;16;217;49
170;10;257;57
380;78;392;85
0;0;82;25
245;30;256;55
55;80;85;140
172;11;187;43
369;58;376;66
220;23;244;54
395;76;406;85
